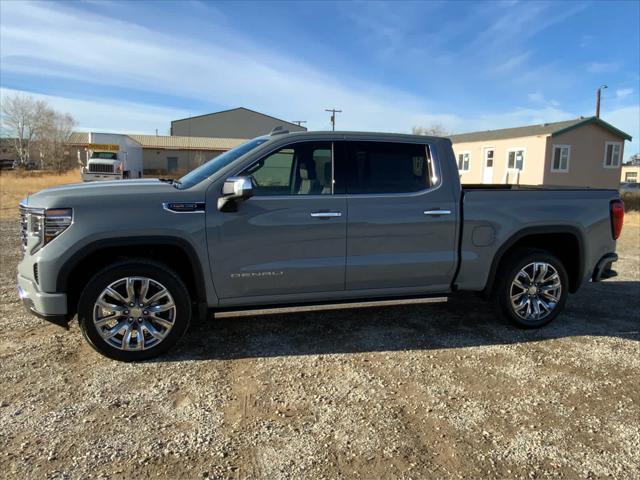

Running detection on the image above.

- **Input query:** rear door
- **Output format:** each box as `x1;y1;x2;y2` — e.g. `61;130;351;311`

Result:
340;140;458;292
209;140;347;300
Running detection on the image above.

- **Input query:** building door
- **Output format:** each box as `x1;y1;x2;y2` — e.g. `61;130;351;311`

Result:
167;157;178;173
483;148;494;184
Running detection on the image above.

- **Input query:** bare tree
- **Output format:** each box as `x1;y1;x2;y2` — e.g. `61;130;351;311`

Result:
412;123;450;137
36;111;77;173
1;94;48;166
1;93;76;171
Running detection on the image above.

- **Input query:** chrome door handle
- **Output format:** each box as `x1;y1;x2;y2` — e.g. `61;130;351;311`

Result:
424;209;452;216
310;212;342;218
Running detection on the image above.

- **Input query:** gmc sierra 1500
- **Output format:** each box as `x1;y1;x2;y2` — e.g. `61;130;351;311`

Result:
17;129;623;360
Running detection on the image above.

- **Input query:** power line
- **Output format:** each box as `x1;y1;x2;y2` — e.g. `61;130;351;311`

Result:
325;108;342;131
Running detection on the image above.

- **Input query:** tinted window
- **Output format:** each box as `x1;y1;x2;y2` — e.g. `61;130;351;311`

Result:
242;142;333;196
343;142;429;194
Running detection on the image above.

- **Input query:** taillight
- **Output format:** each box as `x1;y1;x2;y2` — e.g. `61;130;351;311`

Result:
610;200;624;240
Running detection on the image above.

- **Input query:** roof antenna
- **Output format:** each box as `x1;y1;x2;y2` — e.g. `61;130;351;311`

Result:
270;126;289;136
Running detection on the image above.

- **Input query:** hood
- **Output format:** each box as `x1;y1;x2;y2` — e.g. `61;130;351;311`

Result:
24;179;176;208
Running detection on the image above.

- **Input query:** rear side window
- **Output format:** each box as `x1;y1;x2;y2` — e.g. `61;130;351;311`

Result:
343;141;430;194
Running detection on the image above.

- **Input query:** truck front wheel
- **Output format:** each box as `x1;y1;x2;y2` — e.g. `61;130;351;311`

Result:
494;249;568;328
77;260;191;361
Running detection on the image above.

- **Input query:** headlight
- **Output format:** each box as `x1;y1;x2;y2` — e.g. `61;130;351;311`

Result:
20;202;72;253
43;208;73;244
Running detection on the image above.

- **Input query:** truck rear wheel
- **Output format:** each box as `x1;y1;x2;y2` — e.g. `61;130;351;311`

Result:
494;249;568;328
77;260;191;361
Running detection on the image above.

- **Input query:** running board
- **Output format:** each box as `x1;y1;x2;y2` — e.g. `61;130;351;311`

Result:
214;296;448;319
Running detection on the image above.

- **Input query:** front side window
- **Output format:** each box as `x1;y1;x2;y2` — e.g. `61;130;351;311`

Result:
604;142;622;168
457;152;470;171
242;142;333;196
552;145;570;172
343;142;430;194
507;149;525;170
177;137;269;189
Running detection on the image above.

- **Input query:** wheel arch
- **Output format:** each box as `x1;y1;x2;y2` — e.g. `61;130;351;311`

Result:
484;226;586;296
58;236;208;317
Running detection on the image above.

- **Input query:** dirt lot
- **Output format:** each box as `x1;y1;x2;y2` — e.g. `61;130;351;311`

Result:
0;210;638;479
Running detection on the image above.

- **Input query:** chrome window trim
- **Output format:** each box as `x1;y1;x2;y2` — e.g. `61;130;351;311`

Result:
232;140;442;200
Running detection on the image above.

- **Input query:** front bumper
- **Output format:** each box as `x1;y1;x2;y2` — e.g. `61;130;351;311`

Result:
591;253;618;282
81;172;123;182
17;274;69;325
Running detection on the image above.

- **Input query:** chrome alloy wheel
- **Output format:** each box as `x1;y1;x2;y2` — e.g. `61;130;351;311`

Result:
509;262;562;321
92;277;176;351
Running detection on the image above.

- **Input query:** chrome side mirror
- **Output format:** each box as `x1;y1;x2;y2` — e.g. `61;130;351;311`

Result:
218;176;254;212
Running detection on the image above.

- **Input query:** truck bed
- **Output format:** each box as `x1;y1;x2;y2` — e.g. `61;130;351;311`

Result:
454;186;619;293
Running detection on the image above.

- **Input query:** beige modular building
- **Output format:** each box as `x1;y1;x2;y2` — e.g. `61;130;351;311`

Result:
621;164;639;183
449;116;632;188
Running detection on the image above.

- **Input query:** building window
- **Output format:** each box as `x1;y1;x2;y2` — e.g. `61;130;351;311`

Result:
507;149;525;170
552;145;570;172
625;171;638;183
603;142;622;168
457;152;470;171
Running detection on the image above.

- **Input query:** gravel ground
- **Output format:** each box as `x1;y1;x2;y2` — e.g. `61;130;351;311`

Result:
0;216;638;479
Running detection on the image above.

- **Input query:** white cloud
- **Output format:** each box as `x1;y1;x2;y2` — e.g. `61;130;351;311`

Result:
586;62;620;74
0;0;619;143
604;105;640;160
0;87;188;134
0;1;446;133
616;88;634;99
528;92;545;103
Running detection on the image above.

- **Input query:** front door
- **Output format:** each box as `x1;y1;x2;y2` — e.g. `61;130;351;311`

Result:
341;140;458;293
483;148;494;184
208;141;346;301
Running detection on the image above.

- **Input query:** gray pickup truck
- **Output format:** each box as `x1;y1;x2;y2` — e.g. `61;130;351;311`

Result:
17;130;624;361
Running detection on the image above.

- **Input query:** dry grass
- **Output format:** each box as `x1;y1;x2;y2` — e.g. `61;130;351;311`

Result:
0;170;81;219
621;192;640;212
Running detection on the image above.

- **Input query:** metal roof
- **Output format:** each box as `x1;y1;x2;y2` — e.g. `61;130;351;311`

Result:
171;107;308;132
449;116;632;143
67;132;90;145
128;134;246;151
67;132;246;151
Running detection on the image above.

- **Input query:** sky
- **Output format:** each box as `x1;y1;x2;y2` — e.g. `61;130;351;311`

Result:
1;0;639;158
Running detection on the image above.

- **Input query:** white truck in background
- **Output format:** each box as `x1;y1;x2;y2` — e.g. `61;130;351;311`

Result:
81;133;143;182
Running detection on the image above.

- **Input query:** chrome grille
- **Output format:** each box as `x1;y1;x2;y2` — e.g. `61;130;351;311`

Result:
19;204;28;253
88;163;114;173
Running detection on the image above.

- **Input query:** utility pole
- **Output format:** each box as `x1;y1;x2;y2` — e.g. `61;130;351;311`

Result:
596;85;607;118
325;108;342;131
291;120;307;127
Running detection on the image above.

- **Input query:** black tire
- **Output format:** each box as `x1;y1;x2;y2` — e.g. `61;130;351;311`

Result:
78;259;191;361
494;248;568;328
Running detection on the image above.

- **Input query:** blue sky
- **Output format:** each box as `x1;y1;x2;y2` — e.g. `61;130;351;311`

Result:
1;0;639;158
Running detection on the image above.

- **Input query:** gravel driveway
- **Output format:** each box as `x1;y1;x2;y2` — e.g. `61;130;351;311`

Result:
1;217;638;479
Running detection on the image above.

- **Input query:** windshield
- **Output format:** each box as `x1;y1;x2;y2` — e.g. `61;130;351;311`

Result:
176;137;269;189
91;152;117;160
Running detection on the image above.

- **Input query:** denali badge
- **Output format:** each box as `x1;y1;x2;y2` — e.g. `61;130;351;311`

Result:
230;271;284;279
